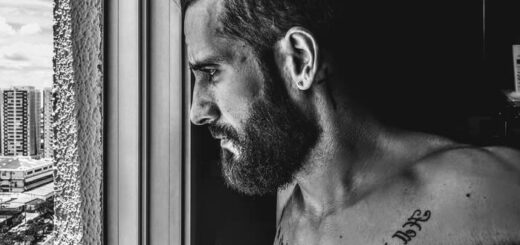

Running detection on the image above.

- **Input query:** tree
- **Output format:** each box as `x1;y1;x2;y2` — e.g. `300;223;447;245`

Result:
35;198;54;220
0;229;25;244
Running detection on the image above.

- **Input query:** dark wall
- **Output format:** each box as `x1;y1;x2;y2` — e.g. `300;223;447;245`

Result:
485;0;520;90
343;1;520;148
343;1;488;140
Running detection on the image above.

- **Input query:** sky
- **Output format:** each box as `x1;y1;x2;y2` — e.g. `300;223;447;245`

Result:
0;0;53;90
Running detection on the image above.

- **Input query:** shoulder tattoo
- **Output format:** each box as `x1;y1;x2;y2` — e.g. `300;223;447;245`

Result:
384;209;432;245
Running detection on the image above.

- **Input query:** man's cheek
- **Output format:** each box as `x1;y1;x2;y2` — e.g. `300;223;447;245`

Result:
222;68;263;100
217;106;253;135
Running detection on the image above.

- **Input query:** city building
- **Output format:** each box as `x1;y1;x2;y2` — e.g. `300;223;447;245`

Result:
0;213;23;230
42;88;53;158
0;157;52;193
25;198;45;212
0;182;54;217
1;87;42;156
0;89;3;156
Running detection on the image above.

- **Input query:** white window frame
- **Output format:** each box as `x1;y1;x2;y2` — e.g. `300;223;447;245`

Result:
106;0;187;244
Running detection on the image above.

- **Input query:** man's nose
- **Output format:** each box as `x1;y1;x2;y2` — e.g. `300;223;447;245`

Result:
190;84;219;126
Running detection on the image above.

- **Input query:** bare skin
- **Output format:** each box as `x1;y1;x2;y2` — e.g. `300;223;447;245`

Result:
275;138;520;245
184;0;520;244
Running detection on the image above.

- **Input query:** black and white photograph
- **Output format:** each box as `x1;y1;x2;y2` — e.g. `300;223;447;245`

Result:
0;0;519;244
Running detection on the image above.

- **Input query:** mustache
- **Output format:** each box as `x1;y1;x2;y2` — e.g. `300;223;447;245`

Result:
208;124;239;142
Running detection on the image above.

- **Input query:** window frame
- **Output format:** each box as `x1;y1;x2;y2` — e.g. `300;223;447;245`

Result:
105;0;187;244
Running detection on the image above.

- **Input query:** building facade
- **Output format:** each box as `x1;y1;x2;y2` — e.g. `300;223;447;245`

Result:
1;87;41;156
0;89;3;156
42;88;53;158
0;158;53;193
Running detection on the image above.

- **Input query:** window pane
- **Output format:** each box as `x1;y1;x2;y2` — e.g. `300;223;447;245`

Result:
0;0;54;243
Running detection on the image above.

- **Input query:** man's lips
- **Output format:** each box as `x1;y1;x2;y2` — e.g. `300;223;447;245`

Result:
210;132;232;147
208;124;238;142
220;138;240;156
209;130;223;139
220;138;231;147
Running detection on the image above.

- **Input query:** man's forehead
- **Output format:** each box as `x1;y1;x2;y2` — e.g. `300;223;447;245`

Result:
184;0;228;63
184;0;224;42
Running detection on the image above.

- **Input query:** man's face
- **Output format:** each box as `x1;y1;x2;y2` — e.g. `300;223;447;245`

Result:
185;0;320;195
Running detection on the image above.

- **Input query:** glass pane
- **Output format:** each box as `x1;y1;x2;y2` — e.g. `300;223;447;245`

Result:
0;0;54;244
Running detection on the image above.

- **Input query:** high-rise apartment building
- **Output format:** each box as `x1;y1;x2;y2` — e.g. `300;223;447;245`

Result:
1;87;41;156
42;88;53;158
35;90;41;154
0;89;3;156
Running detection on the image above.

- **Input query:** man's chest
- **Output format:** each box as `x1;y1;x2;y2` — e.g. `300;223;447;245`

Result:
274;203;520;245
274;204;463;245
274;171;520;245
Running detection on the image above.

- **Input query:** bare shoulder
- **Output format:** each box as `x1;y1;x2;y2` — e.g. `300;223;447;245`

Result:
414;145;520;186
411;145;520;243
484;146;520;168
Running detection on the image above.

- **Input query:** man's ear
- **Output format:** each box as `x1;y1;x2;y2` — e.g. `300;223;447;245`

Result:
277;27;318;91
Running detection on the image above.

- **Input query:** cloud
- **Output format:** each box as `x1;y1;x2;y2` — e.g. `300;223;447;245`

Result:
4;52;29;61
0;0;52;11
0;0;52;89
0;16;15;36
0;2;52;29
19;23;41;35
0;68;52;90
0;42;52;86
40;26;52;34
9;22;23;30
0;42;52;64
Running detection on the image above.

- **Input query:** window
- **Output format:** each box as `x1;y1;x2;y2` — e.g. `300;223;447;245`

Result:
0;0;55;243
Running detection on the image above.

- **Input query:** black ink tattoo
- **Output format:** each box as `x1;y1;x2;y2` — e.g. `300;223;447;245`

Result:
384;209;431;245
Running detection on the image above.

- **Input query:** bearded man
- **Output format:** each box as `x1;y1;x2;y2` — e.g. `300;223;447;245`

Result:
183;0;520;244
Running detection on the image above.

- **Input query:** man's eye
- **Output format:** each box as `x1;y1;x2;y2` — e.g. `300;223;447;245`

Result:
191;68;219;84
204;69;218;82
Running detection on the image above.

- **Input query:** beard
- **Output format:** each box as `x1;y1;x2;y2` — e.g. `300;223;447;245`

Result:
208;58;321;196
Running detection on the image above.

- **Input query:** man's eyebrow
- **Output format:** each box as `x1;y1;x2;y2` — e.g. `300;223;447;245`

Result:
189;55;227;71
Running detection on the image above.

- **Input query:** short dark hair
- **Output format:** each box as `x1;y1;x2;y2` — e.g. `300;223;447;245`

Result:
182;0;341;57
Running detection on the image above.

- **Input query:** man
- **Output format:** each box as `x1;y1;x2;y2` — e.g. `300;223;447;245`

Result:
183;0;520;244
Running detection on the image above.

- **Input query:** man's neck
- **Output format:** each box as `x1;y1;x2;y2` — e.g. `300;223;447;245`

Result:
293;121;454;217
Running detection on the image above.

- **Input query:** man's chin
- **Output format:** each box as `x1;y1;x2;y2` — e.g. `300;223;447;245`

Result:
220;150;279;196
223;178;276;196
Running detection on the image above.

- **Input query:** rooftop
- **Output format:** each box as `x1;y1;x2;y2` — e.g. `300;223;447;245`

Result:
0;215;12;223
24;182;54;199
0;182;54;209
0;157;52;171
